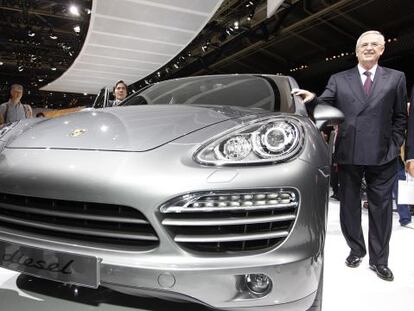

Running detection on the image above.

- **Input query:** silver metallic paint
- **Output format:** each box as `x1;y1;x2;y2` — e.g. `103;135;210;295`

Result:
0;75;335;310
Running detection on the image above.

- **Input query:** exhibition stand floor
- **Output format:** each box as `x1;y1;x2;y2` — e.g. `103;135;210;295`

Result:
1;199;413;311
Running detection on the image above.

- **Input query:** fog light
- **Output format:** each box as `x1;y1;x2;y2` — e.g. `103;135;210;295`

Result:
245;273;272;296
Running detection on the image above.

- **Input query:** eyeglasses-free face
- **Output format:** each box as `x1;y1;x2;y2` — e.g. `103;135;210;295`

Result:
356;33;385;66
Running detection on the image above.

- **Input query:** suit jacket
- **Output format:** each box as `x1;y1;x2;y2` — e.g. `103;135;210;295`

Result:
405;86;414;160
309;66;407;165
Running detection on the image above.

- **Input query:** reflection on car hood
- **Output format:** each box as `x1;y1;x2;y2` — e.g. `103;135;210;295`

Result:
6;105;264;151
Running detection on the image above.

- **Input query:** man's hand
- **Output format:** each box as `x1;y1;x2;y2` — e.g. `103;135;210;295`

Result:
406;161;414;177
291;88;316;103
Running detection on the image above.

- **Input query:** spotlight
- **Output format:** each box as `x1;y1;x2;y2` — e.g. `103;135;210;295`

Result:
69;5;80;16
248;9;255;21
51;67;57;71
0;61;3;66
27;30;36;37
226;26;234;36
73;25;81;33
234;21;239;30
18;65;24;72
49;32;58;40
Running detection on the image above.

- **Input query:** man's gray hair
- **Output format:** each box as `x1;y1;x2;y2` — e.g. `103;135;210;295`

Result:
10;84;23;91
356;30;385;48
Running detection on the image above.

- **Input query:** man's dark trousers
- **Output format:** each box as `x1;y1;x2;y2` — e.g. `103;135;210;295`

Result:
339;159;397;266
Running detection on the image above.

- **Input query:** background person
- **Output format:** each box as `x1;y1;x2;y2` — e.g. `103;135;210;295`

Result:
293;30;407;282
109;80;128;107
402;86;414;227
0;84;32;124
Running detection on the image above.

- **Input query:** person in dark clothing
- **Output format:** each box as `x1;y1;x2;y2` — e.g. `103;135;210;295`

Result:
293;30;407;282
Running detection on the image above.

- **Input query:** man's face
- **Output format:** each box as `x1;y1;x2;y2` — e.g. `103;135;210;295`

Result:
114;83;127;101
356;33;384;66
10;87;23;102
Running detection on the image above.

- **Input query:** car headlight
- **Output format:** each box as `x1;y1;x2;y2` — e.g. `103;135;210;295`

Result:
194;116;304;165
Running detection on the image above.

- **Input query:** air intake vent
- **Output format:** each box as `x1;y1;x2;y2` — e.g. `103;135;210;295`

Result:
160;188;299;253
0;192;159;250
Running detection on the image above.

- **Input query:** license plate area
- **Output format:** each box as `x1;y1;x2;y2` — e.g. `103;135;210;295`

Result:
0;240;100;288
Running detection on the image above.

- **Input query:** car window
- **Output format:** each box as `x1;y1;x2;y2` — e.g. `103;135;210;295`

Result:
123;76;282;112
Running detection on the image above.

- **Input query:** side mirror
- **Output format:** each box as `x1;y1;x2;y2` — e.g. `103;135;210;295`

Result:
313;104;344;130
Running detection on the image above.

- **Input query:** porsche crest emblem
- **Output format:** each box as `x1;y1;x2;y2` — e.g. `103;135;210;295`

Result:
70;129;87;137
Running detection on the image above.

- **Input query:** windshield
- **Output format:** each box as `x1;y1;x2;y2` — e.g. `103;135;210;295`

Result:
122;75;282;111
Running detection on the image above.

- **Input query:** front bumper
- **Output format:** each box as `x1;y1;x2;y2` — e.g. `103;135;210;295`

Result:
0;142;328;310
100;256;322;310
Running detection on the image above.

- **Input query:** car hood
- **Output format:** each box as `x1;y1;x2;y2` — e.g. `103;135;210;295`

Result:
6;105;264;151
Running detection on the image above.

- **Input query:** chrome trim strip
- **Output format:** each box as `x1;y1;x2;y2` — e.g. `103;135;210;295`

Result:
0;215;158;241
174;230;289;243
0;202;149;224
162;213;296;226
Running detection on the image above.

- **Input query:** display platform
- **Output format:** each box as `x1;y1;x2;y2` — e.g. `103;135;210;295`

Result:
1;200;413;311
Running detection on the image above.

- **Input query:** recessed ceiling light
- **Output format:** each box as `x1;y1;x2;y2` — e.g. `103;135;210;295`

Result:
18;65;24;72
51;67;57;71
0;61;3;66
69;5;80;16
49;33;58;40
73;25;81;33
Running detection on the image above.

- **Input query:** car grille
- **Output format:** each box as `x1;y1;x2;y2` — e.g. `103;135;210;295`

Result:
0;192;159;249
160;188;299;253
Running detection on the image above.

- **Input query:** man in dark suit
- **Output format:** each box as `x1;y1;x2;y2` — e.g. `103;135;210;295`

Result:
293;30;407;281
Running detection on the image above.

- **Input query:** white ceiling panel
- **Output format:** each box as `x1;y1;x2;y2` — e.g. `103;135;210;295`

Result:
127;0;222;13
72;62;152;75
83;45;171;63
87;32;181;55
92;18;194;45
78;55;159;70
41;0;224;94
97;1;210;32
